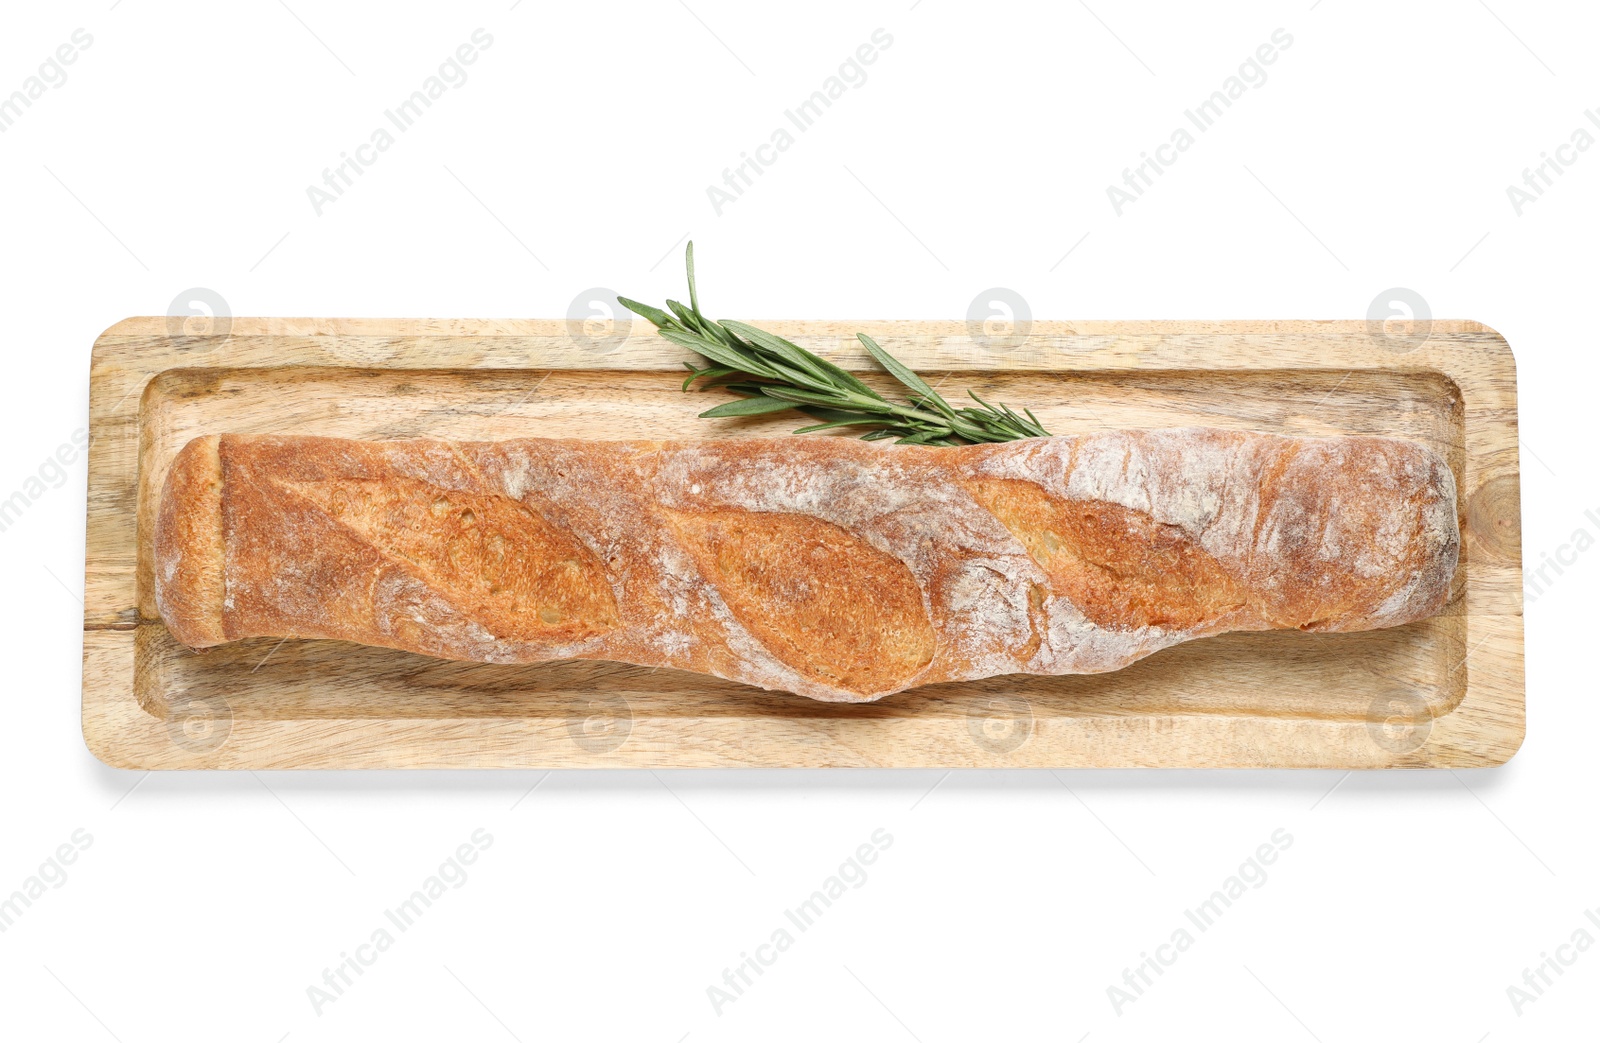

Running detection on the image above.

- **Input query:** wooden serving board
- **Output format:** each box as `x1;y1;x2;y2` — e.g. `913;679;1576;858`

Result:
82;318;1524;769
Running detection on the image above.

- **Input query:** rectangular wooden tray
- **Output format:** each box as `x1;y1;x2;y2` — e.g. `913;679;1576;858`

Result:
82;318;1524;769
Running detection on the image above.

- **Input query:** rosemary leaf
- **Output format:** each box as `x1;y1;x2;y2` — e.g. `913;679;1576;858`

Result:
686;240;702;315
721;321;842;390
758;385;897;412
617;296;675;330
618;242;1051;445
758;356;841;396
699;396;805;418
657;329;776;379
857;333;957;421
791;418;883;434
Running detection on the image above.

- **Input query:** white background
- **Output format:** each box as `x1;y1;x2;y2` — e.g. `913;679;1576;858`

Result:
1;1;1594;1040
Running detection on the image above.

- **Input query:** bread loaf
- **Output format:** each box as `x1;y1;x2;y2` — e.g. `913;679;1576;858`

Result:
153;430;1459;702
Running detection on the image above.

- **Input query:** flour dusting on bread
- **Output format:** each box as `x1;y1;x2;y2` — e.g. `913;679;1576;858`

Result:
152;429;1460;702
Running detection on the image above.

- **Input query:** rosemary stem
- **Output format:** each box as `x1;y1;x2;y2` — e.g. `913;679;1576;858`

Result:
619;242;1049;447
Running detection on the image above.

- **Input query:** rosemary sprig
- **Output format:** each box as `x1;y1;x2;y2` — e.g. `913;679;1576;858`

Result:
617;242;1048;446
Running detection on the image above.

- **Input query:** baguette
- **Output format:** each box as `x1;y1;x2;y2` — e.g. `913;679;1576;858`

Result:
153;430;1459;702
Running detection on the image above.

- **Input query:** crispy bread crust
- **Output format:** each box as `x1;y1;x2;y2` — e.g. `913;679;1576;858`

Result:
153;434;227;647
152;430;1459;702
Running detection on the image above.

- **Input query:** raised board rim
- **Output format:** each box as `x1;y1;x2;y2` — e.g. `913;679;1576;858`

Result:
81;317;1524;769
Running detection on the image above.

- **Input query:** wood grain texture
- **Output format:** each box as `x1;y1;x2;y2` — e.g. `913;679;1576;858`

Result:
82;317;1524;769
